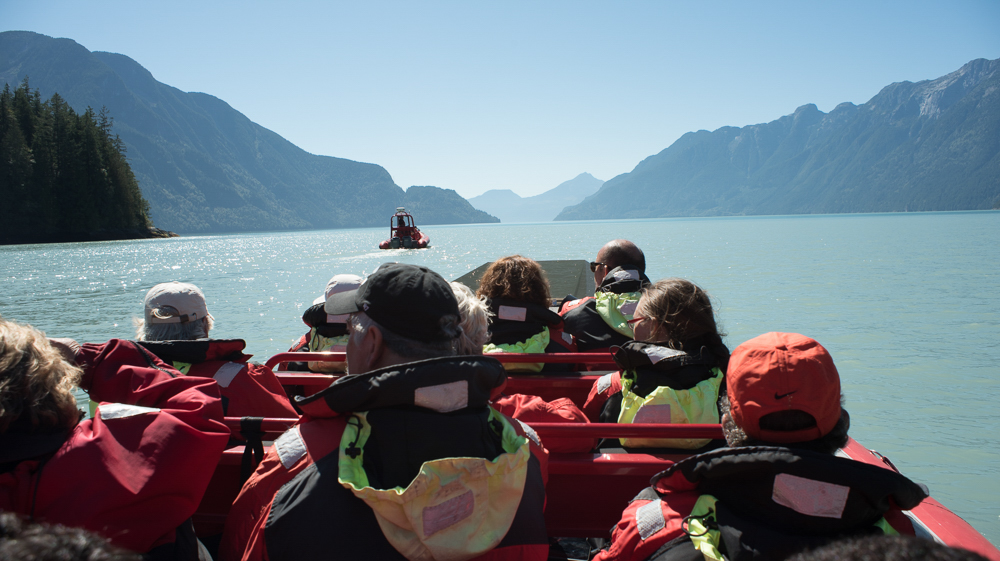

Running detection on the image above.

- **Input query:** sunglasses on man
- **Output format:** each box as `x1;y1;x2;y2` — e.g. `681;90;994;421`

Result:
589;262;605;272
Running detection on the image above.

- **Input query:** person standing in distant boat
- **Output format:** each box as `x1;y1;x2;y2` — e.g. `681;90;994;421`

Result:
132;281;298;419
560;239;651;353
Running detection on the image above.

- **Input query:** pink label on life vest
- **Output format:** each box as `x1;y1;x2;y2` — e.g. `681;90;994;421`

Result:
633;404;672;424
422;490;475;537
619;301;638;316
498;305;527;322
772;473;849;519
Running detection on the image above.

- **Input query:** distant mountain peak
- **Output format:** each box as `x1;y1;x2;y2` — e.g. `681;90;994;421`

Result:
556;57;1000;220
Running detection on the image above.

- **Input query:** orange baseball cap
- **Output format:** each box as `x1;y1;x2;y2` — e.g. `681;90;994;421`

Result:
727;332;842;444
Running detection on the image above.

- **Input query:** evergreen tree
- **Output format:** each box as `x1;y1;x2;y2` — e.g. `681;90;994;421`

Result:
0;81;153;243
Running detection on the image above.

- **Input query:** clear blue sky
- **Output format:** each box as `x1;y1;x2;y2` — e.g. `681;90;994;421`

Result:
2;1;998;198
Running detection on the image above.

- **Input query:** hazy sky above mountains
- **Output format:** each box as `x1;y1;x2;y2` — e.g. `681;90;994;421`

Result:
2;1;998;198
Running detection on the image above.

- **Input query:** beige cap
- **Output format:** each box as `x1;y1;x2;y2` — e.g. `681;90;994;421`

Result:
144;282;212;324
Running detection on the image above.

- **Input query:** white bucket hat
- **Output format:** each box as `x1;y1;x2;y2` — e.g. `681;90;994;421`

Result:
314;274;364;323
144;282;212;324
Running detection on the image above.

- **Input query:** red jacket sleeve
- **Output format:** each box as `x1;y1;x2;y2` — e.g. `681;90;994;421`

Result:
26;340;230;553
493;394;597;453
582;371;622;422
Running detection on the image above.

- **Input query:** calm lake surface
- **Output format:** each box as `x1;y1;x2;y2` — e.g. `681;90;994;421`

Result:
1;212;998;545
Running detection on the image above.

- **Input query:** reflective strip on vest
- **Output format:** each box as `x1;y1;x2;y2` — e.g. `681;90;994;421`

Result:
213;362;244;388
99;403;161;420
596;372;615;394
483;327;550;373
594;291;643;337
618;367;724;448
275;426;307;469
636;499;666;541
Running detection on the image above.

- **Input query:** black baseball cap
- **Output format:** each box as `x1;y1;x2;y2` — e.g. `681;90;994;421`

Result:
324;263;460;343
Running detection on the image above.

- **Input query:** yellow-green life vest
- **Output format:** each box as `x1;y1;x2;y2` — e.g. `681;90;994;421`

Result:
338;408;530;560
594;291;642;338
483;327;550;373
618;366;724;448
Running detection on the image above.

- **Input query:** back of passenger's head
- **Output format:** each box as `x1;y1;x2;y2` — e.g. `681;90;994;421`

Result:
725;333;846;451
0;319;82;435
0;511;142;560
598;239;645;273
134;281;213;341
788;534;990;561
476;255;551;308
450;282;491;355
326;263;462;360
637;278;727;366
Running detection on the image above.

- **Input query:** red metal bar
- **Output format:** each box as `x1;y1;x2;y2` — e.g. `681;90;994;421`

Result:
530;423;724;440
264;351;615;370
221;417;722;440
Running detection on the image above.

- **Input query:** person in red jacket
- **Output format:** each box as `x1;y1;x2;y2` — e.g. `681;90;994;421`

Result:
0;318;229;560
219;263;549;561
593;333;927;561
134;281;298;419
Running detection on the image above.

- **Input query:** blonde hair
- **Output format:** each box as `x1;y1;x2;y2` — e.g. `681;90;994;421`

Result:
0;319;82;434
451;282;492;355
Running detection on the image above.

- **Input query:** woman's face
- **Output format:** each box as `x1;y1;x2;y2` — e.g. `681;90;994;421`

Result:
631;295;665;343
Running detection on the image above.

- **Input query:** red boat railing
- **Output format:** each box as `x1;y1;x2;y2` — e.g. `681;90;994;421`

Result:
221;417;725;441
266;351;617;404
264;351;617;370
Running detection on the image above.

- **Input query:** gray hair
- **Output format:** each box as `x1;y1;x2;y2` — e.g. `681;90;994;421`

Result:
350;313;460;360
450;282;492;355
719;393;850;454
133;316;213;341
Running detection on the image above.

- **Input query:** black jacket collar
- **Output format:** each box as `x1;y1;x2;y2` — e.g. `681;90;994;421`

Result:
296;355;508;418
597;266;651;294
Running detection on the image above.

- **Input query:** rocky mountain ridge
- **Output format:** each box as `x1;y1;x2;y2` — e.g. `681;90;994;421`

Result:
557;58;1000;220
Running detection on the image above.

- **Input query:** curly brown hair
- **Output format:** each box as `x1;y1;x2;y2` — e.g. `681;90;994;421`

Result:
637;278;729;368
0;319;82;434
476;255;551;308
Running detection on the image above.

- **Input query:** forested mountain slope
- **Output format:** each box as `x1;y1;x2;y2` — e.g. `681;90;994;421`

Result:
557;58;1000;220
0;31;495;233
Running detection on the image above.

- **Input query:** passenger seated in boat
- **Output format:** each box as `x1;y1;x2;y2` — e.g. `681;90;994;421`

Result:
449;281;493;355
134;281;298;419
561;239;651;353
593;333;928;561
286;274;364;372
0;318;229;559
583;278;729;449
452;281;596;453
219;263;549;561
787;534;991;561
477;255;575;372
0;511;142;560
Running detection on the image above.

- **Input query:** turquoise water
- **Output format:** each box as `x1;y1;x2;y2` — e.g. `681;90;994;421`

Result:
1;211;998;545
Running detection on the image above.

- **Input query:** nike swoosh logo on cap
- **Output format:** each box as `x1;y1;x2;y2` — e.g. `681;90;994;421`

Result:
775;391;797;400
